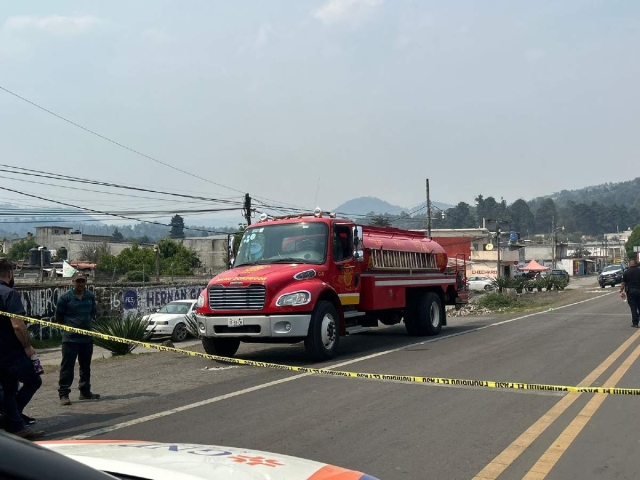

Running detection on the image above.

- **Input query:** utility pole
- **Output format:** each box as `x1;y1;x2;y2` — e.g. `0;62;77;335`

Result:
39;246;44;283
551;215;556;269
244;193;252;226
154;245;160;283
426;179;431;237
496;228;501;279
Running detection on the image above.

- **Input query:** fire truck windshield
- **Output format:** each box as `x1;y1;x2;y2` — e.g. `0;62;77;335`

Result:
234;222;329;267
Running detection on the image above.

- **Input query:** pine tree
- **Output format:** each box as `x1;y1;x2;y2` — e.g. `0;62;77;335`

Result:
169;215;185;239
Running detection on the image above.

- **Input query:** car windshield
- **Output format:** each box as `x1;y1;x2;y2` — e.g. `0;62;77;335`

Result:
234;222;328;266
603;265;621;272
158;302;191;314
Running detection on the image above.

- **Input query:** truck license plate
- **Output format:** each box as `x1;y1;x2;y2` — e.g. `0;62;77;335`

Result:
228;318;243;327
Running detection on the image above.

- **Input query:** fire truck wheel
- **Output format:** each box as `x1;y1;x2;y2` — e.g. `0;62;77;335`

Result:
304;301;340;361
405;292;443;336
202;337;240;358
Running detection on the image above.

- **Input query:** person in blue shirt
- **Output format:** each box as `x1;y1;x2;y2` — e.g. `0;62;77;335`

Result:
55;272;101;406
0;259;44;439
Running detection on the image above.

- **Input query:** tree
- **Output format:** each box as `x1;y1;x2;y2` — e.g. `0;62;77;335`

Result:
97;239;200;276
6;238;39;261
112;228;124;243
625;224;640;260
169;215;185;239
534;198;558;233
508;199;535;236
370;215;392;227
78;242;112;263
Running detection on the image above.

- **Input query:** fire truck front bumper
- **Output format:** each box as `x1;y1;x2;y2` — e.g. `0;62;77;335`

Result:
196;314;311;338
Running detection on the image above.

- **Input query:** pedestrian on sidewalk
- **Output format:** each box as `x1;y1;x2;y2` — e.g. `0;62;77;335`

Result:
0;259;44;439
620;259;640;328
55;273;101;406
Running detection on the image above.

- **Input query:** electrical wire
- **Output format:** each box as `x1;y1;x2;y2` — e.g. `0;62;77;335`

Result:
0;185;237;235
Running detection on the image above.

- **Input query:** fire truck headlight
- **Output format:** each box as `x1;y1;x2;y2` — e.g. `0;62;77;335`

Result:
196;293;205;308
276;291;311;307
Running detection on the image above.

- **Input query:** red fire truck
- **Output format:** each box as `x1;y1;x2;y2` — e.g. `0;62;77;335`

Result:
195;209;468;360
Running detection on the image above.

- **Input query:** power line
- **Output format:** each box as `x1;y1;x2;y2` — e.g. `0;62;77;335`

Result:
0;185;237;236
0;86;252;196
0;164;244;207
0;86;313;211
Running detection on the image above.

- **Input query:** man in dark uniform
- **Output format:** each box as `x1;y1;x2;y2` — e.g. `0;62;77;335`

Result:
0;259;44;439
56;272;100;406
620;259;640;327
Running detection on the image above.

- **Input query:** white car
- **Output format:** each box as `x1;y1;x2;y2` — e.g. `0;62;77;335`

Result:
467;276;498;291
26;439;380;480
143;300;196;342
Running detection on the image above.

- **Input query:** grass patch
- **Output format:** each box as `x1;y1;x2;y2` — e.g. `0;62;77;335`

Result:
477;293;519;310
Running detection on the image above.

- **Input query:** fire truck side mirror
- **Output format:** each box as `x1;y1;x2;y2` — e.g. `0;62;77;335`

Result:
353;226;364;261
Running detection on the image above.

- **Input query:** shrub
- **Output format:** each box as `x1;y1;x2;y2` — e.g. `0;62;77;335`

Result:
92;314;153;356
477;293;519;310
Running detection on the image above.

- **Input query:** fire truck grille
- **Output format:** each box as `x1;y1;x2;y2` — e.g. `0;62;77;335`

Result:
208;285;266;311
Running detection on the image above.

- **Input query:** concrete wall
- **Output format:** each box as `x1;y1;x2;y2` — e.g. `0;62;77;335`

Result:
181;236;228;271
15;283;208;338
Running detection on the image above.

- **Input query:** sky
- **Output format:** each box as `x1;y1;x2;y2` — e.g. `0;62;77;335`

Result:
1;0;639;227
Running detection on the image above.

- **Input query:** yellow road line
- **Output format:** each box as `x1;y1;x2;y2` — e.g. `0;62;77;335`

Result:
472;329;640;480
522;337;640;479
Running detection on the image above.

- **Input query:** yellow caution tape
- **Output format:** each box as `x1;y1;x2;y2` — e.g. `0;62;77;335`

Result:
12;313;640;395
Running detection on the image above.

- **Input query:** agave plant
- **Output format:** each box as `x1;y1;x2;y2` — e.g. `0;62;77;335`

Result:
494;276;512;293
93;314;154;356
184;311;201;339
533;277;545;292
511;276;530;293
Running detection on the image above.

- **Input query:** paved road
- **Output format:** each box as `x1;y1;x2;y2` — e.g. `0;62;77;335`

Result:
27;284;640;479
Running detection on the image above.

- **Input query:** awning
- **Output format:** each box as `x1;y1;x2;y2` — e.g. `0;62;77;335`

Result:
519;259;550;272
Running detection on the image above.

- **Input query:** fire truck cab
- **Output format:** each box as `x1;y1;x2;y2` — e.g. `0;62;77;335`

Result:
195;209;467;360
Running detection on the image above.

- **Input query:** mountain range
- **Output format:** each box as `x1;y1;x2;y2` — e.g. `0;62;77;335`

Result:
332;197;453;217
532;177;640;209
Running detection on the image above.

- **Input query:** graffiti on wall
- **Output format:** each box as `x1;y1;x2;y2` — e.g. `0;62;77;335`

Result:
123;285;206;315
20;285;95;319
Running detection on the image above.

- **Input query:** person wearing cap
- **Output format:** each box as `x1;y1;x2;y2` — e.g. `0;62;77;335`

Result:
55;273;100;406
620;259;640;328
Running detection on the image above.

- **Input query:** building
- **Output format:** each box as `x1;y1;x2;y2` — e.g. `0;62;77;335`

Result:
181;235;228;272
412;228;520;278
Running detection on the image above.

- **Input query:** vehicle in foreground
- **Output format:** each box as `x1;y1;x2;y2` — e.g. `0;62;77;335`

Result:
25;438;378;480
598;264;625;288
142;300;197;342
195;209;468;360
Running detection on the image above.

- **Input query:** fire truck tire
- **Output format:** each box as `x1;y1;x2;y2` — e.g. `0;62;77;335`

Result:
405;292;443;336
304;301;340;361
202;337;240;358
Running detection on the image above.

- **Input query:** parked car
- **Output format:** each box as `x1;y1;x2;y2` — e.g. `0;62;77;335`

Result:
549;269;570;284
598;264;625;288
142;299;196;342
467;276;498;291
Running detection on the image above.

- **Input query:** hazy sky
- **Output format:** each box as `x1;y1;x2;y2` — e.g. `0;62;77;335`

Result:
1;0;638;226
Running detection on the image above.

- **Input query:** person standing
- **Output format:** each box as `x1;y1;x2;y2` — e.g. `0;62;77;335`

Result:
0;259;44;439
56;273;100;406
620;259;640;328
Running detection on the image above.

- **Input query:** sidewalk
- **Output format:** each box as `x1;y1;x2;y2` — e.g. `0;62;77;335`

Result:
37;339;202;366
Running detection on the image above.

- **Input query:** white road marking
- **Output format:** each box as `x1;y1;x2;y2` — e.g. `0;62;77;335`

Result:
69;293;612;440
